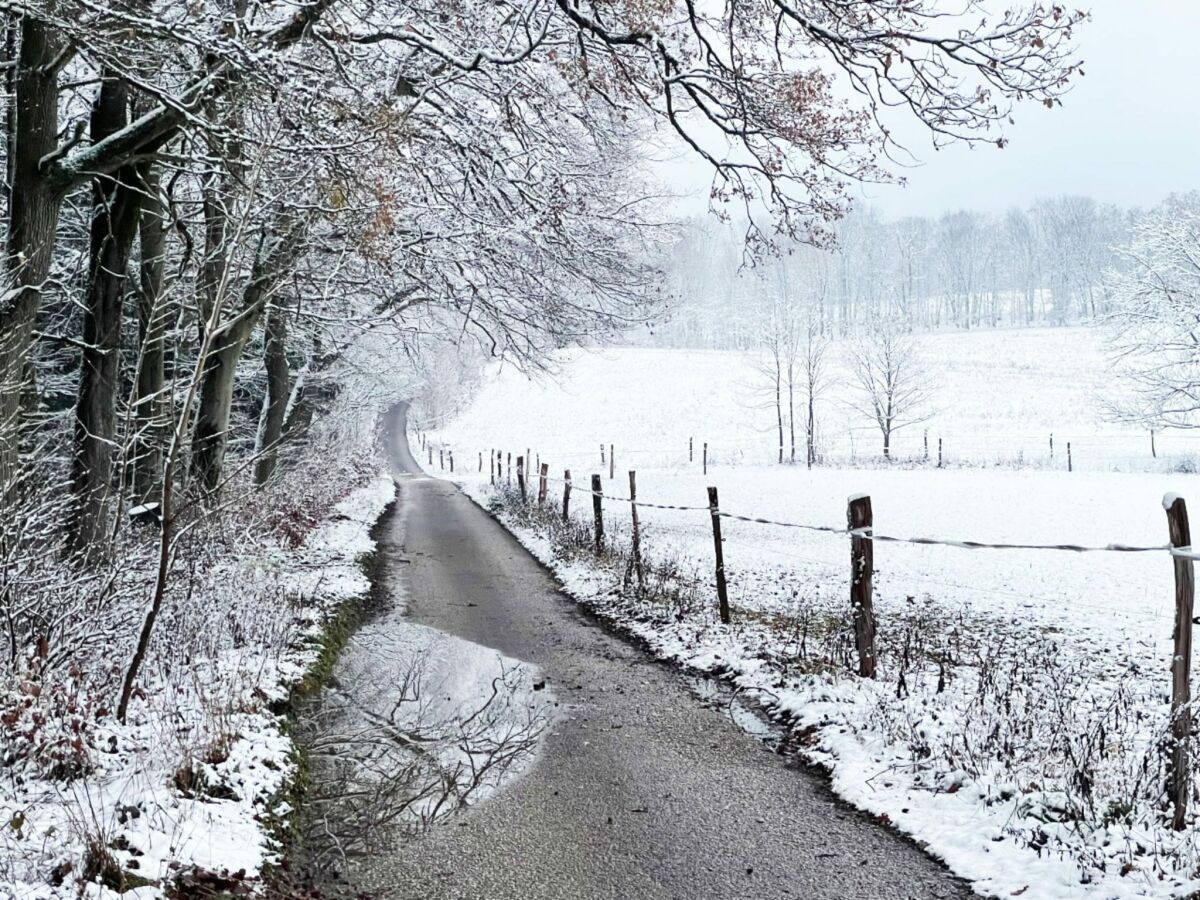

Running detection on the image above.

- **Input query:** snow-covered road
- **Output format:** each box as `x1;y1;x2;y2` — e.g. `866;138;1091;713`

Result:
341;404;970;899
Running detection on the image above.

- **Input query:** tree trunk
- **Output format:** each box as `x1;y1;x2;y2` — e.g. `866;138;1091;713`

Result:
1;18;65;496
191;229;300;495
254;301;289;485
132;165;167;506
774;366;783;465
787;366;796;464
68;73;145;550
807;388;816;469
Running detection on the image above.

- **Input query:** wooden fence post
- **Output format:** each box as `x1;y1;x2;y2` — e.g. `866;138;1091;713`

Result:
449;451;454;473
708;487;730;624
609;444;614;480
690;436;694;462
538;463;549;505
1165;494;1194;831
629;471;644;590
1152;429;1158;459
479;451;483;473
601;443;605;467
1067;442;1073;472
848;493;877;679
490;451;495;485
517;456;526;500
428;446;433;466
937;438;943;469
439;448;444;470
507;452;511;484
563;470;572;521
592;474;604;553
1050;433;1055;460
924;429;929;462
703;442;708;475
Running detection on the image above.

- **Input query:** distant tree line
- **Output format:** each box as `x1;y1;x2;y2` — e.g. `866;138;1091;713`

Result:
652;193;1200;349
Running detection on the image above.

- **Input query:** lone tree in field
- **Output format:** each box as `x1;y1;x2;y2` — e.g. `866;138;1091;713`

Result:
796;312;832;468
1104;201;1200;430
850;321;934;459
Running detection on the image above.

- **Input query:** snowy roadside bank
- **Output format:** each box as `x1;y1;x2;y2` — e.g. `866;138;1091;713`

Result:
0;467;396;900
448;473;1200;900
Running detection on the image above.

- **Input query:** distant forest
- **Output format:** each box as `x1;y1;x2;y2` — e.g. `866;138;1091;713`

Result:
652;192;1200;349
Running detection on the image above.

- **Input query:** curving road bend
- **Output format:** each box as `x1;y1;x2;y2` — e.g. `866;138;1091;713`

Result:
354;403;973;899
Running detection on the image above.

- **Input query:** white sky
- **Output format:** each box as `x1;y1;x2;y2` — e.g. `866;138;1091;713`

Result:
656;1;1200;219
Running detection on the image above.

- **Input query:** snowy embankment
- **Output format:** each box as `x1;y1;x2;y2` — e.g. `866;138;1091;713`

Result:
0;470;395;899
426;333;1200;899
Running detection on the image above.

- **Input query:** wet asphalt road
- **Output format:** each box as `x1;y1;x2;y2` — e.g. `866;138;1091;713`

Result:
354;403;974;899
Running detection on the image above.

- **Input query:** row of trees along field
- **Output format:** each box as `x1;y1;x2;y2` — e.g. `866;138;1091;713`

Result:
0;0;1083;748
654;192;1200;349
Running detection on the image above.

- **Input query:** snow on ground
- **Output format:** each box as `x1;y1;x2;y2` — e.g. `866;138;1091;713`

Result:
425;329;1200;899
0;472;396;900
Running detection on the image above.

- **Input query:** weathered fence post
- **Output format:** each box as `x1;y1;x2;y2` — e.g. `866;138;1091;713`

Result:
517;456;526;500
1165;493;1194;831
848;493;877;679
1067;441;1073;472
703;442;708;475
439;448;444;470
690;436;694;463
592;474;604;553
924;429;929;462
490;451;495;485
1152;429;1158;459
563;470;572;521
479;451;483;473
601;443;606;467
707;486;731;624
538;463;549;506
609;444;615;480
629;471;644;590
449;450;454;473
937;438;943;469
507;452;512;484
428;446;433;466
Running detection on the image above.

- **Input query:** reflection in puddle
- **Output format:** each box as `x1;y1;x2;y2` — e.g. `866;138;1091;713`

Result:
298;612;555;878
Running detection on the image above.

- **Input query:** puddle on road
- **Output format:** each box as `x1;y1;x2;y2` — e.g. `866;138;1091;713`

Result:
296;589;555;882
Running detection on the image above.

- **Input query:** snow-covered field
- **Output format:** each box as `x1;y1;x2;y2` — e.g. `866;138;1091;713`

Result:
431;326;1200;472
426;327;1200;899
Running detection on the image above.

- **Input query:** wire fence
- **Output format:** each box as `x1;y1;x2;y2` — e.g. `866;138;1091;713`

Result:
417;426;1200;829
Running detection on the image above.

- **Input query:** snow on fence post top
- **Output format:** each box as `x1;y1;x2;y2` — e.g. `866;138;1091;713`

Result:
1165;492;1185;511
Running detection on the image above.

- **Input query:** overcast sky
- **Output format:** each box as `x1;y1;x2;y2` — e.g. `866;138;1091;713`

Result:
658;1;1200;220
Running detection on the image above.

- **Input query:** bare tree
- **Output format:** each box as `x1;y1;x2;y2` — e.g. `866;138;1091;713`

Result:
753;300;788;465
797;312;832;468
849;320;934;459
